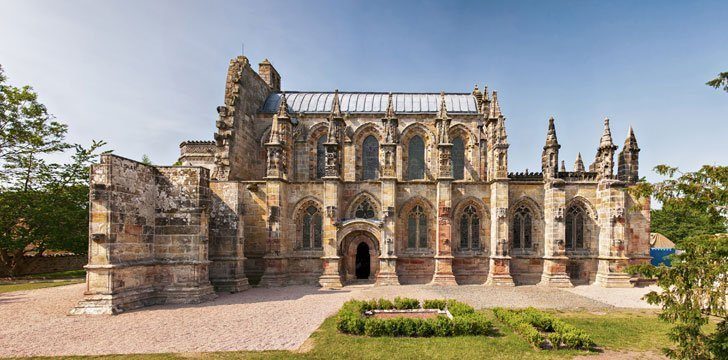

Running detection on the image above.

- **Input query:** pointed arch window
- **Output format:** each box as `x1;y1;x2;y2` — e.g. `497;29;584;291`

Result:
362;135;379;180
301;205;322;249
407;135;425;180
512;205;533;250
407;205;428;249
459;205;480;250
354;199;375;219
316;135;327;179
565;205;585;250
452;137;465;180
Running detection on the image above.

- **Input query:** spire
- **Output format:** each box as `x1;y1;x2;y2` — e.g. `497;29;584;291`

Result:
496;116;508;144
436;91;450;119
330;89;342;118
268;113;281;144
276;92;290;119
480;85;490;115
560;160;566;172
623;125;639;151
489;91;502;118
599;118;614;149
544;116;559;149
472;84;483;111
575;152;585;172
385;92;396;119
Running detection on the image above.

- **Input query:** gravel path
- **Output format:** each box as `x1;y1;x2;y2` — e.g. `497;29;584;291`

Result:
564;285;661;309
0;282;656;357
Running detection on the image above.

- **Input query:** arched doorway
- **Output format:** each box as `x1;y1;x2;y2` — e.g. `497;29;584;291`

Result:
355;242;371;279
340;230;379;283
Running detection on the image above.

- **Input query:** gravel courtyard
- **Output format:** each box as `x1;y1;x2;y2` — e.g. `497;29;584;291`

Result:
0;282;658;357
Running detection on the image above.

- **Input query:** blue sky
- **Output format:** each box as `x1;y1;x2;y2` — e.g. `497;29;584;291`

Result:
0;0;726;182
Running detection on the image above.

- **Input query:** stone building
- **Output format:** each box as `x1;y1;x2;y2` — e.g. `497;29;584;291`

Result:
71;56;651;314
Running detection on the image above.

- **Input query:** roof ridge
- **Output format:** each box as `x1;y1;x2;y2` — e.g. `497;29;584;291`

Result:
275;91;474;95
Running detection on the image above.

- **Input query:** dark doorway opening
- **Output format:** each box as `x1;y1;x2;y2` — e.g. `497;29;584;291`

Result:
355;242;370;279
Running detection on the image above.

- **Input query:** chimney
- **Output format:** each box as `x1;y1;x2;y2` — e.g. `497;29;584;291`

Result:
258;58;281;91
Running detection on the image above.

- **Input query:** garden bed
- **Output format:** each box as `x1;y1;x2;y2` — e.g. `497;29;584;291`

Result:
493;307;595;350
336;297;495;337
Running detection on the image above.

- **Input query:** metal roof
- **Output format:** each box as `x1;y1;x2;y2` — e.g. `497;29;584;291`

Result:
260;92;479;114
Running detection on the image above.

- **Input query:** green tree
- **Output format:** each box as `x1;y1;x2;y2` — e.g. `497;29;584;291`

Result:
630;165;727;359
141;154;152;165
706;72;728;93
0;64;106;275
652;202;727;244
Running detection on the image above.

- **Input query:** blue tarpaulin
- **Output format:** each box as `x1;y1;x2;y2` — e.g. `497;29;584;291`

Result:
651;248;676;266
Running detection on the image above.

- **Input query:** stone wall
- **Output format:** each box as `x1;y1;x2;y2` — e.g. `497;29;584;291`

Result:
0;255;86;277
71;155;215;315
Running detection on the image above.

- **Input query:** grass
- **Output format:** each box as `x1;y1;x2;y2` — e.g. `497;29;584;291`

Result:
24;269;86;279
0;279;83;293
16;309;672;360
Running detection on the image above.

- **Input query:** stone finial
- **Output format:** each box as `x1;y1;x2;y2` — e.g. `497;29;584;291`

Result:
560;160;566;172
268;114;282;145
623;125;640;151
575;152;585;172
599;118;615;149
489;91;502;118
330;89;342;118
276;92;290;119
472;84;482;97
544;116;560;149
385;92;396;119
496;116;508;143
436;91;450;120
472;84;483;111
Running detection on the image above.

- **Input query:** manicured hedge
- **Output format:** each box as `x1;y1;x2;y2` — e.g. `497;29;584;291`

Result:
492;307;595;350
336;298;495;337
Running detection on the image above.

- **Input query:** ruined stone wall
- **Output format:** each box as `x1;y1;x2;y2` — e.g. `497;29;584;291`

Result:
72;155;214;315
214;56;271;181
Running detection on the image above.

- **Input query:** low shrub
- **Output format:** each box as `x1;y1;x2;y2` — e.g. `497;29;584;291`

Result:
336;298;495;337
393;296;420;310
492;307;594;350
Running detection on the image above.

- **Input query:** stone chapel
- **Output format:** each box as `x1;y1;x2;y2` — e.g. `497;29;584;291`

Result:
71;56;651;314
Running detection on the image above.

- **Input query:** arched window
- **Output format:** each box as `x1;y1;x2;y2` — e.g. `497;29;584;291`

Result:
407;135;425;180
512;205;533;250
362;135;379;180
302;205;322;249
407;205;427;249
459;205;480;250
316;135;327;179
354;199;375;219
565;205;585;250
452;137;465;180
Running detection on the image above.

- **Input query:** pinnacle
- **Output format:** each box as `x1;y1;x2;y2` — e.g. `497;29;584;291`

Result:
385;92;396;119
330;89;342;117
599;117;614;149
574;152;585;172
437;91;449;119
276;92;289;118
545;116;559;148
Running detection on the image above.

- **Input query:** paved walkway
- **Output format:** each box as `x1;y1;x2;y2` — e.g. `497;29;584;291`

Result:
0;283;657;357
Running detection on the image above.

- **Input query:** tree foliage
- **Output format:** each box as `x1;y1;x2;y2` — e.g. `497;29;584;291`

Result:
0;64;107;276
706;72;728;93
630;165;727;359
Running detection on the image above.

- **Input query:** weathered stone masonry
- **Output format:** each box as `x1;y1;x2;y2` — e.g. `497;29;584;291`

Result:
72;56;652;314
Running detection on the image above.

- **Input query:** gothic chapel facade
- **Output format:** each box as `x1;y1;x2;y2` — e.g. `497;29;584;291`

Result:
72;57;651;314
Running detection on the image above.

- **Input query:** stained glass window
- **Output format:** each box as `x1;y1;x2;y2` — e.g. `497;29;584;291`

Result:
566;205;586;250
362;135;379;180
302;205;322;249
459;205;479;250
407;136;425;180
316;136;326;179
354;199;375;219
452;137;465;180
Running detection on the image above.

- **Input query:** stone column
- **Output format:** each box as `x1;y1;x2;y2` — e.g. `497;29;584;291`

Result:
208;181;250;292
539;179;572;287
486;179;515;286
595;179;632;287
258;180;288;286
376;143;400;285
319;179;344;287
431;142;457;285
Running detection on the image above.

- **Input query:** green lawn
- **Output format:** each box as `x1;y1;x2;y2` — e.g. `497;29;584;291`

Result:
17;309;673;360
0;279;83;293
